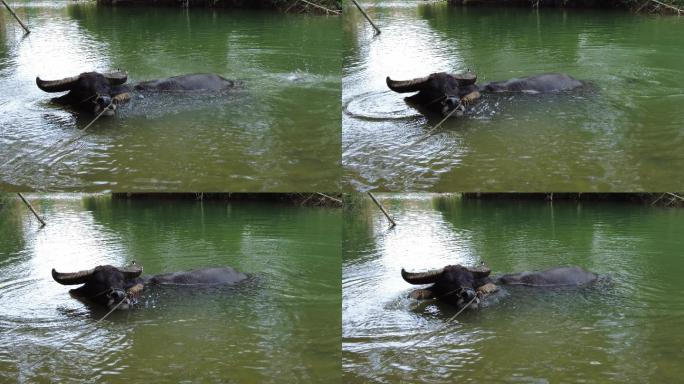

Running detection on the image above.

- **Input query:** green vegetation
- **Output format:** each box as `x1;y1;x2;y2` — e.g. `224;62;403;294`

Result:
97;0;342;13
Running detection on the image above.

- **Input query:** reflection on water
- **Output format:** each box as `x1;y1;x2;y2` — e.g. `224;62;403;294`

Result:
343;2;684;191
0;4;341;191
343;194;684;383
0;194;341;382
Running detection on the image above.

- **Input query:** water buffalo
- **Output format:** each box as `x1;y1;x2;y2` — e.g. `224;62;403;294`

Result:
52;262;248;310
386;71;585;116
36;71;241;116
402;264;598;310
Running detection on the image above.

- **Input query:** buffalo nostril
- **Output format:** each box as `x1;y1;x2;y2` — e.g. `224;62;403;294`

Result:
462;288;476;301
111;289;125;301
96;96;111;106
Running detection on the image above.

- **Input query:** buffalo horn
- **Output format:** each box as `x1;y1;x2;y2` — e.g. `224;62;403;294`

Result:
386;75;431;93
36;75;80;93
103;71;128;86
51;268;96;285
467;264;491;278
451;71;477;86
401;267;445;284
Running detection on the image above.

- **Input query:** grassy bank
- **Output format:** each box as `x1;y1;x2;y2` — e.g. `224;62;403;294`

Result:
96;0;342;14
448;0;683;14
462;193;684;207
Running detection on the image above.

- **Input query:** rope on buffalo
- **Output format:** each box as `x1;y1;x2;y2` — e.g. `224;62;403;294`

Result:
81;101;114;132
26;295;126;371
369;295;477;375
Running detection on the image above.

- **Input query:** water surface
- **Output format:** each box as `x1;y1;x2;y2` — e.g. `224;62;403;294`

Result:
0;194;341;382
343;194;684;382
1;3;341;191
343;2;684;191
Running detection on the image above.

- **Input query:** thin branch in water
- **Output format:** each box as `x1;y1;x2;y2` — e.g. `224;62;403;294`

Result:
666;192;684;201
649;0;683;14
297;0;341;15
315;192;342;205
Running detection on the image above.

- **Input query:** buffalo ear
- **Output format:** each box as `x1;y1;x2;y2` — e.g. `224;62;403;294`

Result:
409;288;435;300
117;261;142;279
104;71;128;86
467;264;491;278
69;285;89;297
451;70;477;86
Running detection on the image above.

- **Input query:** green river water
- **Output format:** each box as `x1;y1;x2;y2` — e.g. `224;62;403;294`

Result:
0;194;341;382
343;2;684;191
0;2;341;192
343;194;684;382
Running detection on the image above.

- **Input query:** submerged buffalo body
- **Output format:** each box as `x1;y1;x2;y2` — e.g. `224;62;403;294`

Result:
402;264;598;310
496;266;598;287
52;263;248;310
386;71;585;116
36;71;241;116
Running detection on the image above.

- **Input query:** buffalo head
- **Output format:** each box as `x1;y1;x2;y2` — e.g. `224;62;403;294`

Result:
402;264;492;309
36;71;128;115
52;263;144;310
386;71;478;116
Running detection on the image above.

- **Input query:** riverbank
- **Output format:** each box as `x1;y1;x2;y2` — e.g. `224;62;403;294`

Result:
96;0;342;14
462;193;684;207
447;0;683;14
112;192;343;207
341;193;684;210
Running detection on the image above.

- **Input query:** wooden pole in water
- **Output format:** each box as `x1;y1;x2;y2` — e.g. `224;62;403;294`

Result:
349;0;381;35
367;192;396;227
17;193;45;227
1;0;30;34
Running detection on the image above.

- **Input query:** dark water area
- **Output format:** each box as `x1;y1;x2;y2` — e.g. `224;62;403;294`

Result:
343;193;684;382
0;194;341;382
343;1;684;191
0;2;341;191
